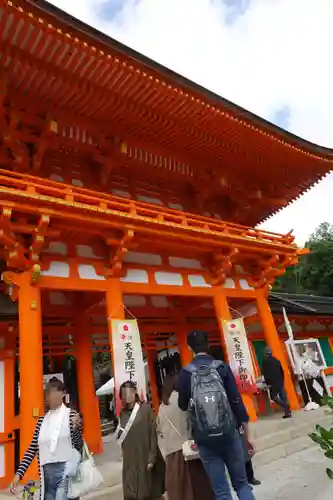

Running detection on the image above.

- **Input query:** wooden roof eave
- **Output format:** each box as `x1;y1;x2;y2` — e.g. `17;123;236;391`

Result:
3;0;333;227
19;0;333;161
269;292;333;317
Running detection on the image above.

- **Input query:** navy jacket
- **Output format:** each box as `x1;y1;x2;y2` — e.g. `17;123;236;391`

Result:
178;354;249;427
262;355;285;389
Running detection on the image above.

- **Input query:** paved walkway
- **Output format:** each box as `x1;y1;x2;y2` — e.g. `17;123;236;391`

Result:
89;446;333;500
1;439;332;500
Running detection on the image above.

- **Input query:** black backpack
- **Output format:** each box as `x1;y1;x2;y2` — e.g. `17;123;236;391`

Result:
185;360;235;442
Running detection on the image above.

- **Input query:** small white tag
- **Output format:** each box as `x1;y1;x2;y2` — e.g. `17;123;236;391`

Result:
313;380;324;396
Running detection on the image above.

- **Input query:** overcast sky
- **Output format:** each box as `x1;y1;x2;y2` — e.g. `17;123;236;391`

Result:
49;0;333;245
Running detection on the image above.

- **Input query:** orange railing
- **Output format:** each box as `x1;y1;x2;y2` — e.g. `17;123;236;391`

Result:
0;169;297;253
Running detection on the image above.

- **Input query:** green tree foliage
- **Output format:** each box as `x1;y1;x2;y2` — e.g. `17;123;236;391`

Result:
274;222;333;295
309;397;333;480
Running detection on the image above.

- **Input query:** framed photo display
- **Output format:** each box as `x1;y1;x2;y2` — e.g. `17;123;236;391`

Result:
285;338;327;375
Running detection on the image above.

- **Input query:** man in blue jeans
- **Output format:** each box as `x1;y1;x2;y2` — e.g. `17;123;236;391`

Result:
178;330;256;500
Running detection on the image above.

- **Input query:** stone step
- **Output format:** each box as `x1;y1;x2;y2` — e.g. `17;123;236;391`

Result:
101;421;115;436
254;413;332;452
252;407;332;467
253;435;316;467
251;406;331;440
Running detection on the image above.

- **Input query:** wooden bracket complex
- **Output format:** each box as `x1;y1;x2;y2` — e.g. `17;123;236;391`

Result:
0;208;28;268
105;229;135;278
210;247;239;285
32;118;58;172
29;214;50;263
247;253;300;288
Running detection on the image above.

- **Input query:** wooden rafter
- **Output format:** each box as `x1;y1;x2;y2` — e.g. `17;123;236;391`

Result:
3;98;203;184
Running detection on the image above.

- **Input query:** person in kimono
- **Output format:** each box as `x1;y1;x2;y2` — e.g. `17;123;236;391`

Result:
117;380;165;500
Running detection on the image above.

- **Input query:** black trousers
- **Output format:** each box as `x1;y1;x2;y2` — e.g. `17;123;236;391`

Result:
299;377;326;406
245;460;254;482
270;386;290;413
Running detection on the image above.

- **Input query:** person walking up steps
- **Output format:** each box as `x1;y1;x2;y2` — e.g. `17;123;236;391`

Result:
177;330;257;500
262;347;292;419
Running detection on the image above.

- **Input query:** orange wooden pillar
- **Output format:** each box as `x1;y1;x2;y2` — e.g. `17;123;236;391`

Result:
105;278;124;413
256;290;300;410
0;329;15;489
213;288;257;422
74;315;102;454
176;328;193;367
18;273;44;480
146;350;159;412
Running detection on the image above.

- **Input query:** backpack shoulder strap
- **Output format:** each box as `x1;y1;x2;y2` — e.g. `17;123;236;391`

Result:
211;360;223;370
184;363;197;373
210;360;226;386
185;360;223;373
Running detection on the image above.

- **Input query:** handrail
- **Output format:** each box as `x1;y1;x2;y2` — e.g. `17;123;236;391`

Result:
0;169;298;253
0;168;292;239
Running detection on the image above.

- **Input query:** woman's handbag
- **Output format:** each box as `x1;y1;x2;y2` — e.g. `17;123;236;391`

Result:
182;439;199;461
68;442;103;499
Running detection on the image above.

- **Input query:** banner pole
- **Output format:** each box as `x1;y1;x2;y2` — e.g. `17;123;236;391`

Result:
282;307;319;411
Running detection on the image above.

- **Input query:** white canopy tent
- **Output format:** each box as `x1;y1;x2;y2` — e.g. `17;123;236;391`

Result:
96;361;149;397
96;377;115;396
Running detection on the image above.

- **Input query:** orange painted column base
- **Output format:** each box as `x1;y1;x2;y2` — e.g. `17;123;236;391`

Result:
256;290;300;411
213;287;258;421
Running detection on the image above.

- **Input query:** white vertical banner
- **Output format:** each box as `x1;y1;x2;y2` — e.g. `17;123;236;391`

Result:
111;319;147;410
222;318;257;393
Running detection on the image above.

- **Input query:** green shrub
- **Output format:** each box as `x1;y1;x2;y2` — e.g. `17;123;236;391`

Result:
309;397;333;480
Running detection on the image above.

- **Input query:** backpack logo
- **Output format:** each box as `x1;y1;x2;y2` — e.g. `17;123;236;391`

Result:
205;395;216;403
